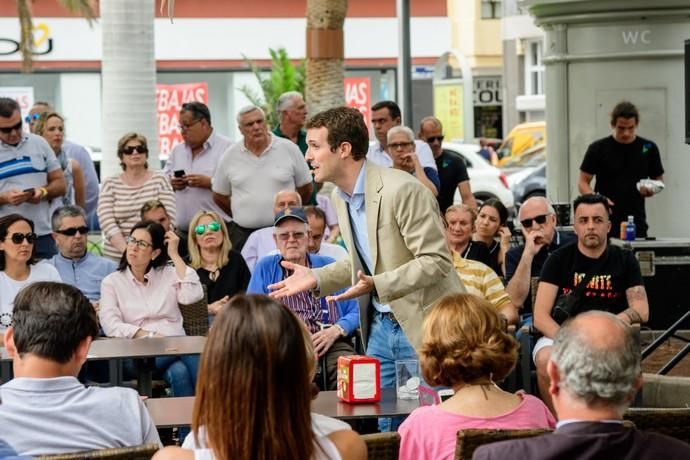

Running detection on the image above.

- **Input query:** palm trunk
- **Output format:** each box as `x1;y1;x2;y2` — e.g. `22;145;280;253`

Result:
100;0;158;179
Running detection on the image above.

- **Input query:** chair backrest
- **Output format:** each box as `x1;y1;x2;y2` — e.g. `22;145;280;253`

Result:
455;428;551;460
624;407;690;444
362;432;401;460
37;443;159;460
179;284;209;336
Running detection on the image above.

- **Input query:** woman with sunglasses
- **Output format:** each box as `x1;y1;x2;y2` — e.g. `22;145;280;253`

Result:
99;220;203;401
472;198;512;276
187;211;250;317
0;214;61;337
97;133;175;260
34;112;86;214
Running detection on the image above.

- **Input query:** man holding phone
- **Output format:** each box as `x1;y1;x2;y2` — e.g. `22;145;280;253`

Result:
0;97;66;259
163;101;232;237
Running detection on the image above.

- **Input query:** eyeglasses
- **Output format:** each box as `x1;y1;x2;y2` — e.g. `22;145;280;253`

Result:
195;221;221;235
520;214;550;229
122;145;148;155
179;119;202;132
24;113;41;123
0;120;22;134
426;135;444;143
56;226;89;236
8;232;37;244
389;142;414;150
275;231;307;242
126;236;153;249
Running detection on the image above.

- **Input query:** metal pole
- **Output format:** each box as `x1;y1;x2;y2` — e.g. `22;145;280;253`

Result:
397;0;412;125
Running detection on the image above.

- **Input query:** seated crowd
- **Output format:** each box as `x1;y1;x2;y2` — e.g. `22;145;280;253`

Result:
0;94;681;459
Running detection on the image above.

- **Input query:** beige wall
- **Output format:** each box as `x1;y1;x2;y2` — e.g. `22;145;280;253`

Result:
448;0;503;69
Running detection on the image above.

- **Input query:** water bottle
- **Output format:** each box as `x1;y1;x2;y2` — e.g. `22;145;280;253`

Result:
625;215;636;241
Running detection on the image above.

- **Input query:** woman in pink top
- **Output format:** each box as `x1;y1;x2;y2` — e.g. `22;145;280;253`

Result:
398;294;556;460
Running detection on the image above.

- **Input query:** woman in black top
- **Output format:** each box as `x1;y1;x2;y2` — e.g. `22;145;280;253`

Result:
444;205;492;267
473;199;511;276
187;211;250;316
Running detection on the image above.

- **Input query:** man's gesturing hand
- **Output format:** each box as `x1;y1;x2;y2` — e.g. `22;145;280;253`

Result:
268;260;317;298
326;270;375;303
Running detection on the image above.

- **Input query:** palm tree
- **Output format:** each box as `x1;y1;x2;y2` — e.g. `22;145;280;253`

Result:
16;0;96;73
305;0;348;114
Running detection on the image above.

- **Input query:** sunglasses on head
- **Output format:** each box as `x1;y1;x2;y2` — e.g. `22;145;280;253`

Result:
122;145;148;155
56;226;89;236
195;221;221;235
426;135;444;143
24;113;41;123
520;214;550;229
8;232;37;244
0;120;22;134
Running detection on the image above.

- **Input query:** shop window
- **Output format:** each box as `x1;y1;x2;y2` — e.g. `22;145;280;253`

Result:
525;40;544;96
481;0;502;19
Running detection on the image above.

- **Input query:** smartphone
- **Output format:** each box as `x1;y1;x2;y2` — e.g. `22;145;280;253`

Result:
22;187;34;195
173;170;186;177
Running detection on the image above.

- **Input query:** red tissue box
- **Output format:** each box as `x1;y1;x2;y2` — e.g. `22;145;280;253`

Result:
337;355;380;403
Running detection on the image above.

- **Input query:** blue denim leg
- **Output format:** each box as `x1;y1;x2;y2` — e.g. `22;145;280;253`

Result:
155;356;195;397
366;313;418;432
179;354;200;389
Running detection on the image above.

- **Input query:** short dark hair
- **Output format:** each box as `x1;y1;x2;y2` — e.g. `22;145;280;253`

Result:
573;193;612;216
0;97;20;118
371;100;401;121
305;107;369;161
0;214;37;269
12;282;99;364
51;205;87;232
140;199;167;219
117;220;169;272
479;198;508;226
181;101;211;125
610;101;639;125
303;205;326;223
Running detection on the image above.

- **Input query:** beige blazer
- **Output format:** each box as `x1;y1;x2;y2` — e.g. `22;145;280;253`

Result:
314;161;465;349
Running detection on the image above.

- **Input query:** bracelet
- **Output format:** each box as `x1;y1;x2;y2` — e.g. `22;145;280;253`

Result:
334;324;347;337
623;308;642;324
39;187;48;199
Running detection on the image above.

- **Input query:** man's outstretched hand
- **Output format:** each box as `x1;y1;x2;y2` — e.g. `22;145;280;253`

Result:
268;260;318;298
326;270;375;303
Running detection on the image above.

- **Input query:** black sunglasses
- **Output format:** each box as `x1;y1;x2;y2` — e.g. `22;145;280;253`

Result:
0;120;22;134
24;113;41;123
520;214;550;229
56;226;89;236
122;145;148;155
8;232;37;244
426;135;444;143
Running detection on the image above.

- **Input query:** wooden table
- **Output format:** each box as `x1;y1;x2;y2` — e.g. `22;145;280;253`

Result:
146;388;420;428
1;336;206;395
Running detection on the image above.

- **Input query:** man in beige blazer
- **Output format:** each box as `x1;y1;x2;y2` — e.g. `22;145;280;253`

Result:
269;107;465;414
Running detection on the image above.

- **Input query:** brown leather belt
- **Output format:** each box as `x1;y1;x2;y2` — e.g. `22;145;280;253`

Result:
380;311;398;325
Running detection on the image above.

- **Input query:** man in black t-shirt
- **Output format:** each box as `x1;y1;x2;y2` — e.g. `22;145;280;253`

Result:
418;116;477;213
532;193;649;411
579;101;664;237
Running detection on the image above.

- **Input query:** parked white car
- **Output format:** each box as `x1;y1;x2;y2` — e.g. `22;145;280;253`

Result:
442;142;515;215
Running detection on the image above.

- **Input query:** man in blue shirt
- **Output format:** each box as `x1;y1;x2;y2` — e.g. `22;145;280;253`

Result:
48;205;117;306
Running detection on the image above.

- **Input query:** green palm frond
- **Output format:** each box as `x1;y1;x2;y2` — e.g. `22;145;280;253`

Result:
57;0;97;24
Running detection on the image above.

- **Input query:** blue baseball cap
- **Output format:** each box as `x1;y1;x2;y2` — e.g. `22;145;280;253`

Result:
274;207;307;226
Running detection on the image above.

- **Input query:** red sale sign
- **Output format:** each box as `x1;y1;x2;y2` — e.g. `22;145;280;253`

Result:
155;83;208;157
344;77;371;130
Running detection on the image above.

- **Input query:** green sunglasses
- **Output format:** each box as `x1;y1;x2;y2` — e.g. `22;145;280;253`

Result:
195;221;221;235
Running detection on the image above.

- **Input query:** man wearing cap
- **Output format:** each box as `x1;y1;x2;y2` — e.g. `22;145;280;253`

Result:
247;207;358;390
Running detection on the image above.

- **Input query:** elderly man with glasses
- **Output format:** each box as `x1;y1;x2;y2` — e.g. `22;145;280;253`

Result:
0;97;66;259
247;207;358;390
387;126;440;196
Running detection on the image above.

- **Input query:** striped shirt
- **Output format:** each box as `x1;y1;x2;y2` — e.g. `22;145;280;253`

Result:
97;171;176;260
453;251;512;310
280;261;339;334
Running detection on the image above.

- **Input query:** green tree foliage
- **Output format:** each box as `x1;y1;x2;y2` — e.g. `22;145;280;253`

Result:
239;48;305;128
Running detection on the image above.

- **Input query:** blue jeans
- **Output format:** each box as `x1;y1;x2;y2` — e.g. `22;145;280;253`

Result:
366;312;418;432
155;355;199;397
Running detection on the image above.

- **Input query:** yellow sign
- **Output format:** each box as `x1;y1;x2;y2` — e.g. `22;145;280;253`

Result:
433;83;464;141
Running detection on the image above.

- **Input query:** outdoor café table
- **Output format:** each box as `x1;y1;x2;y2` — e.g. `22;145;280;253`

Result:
145;388;421;428
0;336;206;396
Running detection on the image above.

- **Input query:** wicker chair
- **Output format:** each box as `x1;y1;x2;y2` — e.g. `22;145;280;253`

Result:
362;432;401;460
454;428;551;460
624;407;690;444
37;443;159;460
178;285;209;337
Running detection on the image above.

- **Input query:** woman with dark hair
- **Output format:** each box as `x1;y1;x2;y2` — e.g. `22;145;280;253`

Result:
398;294;555;460
473;198;512;275
99;220;203;398
0;214;61;336
97;132;176;260
187;210;250;316
153;294;366;460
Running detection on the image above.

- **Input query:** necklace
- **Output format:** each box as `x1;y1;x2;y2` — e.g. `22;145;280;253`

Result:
203;264;220;281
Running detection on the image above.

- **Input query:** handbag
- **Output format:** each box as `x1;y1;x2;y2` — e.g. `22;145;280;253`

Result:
551;248;608;324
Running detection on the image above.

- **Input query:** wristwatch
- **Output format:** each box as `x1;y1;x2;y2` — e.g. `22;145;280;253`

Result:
333;324;347;337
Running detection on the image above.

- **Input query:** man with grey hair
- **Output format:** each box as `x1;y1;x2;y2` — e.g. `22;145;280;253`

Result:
473;311;690;460
47;205;117;305
213;105;313;249
387;126;439;196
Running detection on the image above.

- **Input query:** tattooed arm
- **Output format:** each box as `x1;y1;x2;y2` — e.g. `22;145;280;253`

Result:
621;285;649;324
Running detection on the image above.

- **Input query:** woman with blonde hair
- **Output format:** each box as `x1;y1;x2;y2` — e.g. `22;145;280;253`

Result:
187;211;250;316
153;294;366;460
398;293;555;460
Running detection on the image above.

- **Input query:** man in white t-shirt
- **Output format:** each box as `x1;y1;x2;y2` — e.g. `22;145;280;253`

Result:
0;282;160;456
